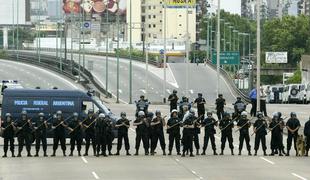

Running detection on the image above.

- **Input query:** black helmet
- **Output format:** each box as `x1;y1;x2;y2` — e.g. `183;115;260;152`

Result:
140;95;145;99
198;93;202;96
278;112;282;118
257;112;263;118
88;109;94;114
207;112;212;116
173;90;177;94
290;112;297;117
120;112;126;117
237;97;241;100
218;94;223;97
155;110;161;115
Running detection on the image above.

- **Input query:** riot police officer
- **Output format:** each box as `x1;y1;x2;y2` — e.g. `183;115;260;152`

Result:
194;93;206;119
269;112;284;156
150;110;166;156
83;109;97;156
16;111;33;157
286;112;301;156
182;110;195;157
215;94;226;120
95;114;108;157
237;111;251;156
135;95;150;117
68;112;83;156
219;112;234;155
133;111;150;155
201;112;218;155
191;110;201;155
167;109;181;155
233;97;246;119
304;116;310;156
253;112;267;156
105;115;114;156
51;111;67;157
34;113;48;157
1;113;16;157
168;90;179;112
115;112;131;156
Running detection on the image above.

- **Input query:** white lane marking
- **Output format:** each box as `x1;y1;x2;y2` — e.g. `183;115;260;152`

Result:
260;157;275;165
1;60;79;89
175;158;180;162
167;89;171;94
167;63;180;88
190;89;194;94
191;170;197;174
81;156;88;164
291;173;308;180
118;89;123;94
92;171;100;179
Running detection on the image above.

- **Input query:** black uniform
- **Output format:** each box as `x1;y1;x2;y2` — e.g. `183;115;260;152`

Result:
269;118;284;155
192;117;201;154
68;119;83;155
201;117;217;154
116;118;130;153
52;119;67;155
219;118;234;153
150;116;166;155
253;119;267;154
134;117;150;154
286;117;301;153
182;115;194;156
16;118;33;156
304;120;310;154
237;118;251;153
215;98;226;120
95;118;108;156
167;117;181;154
168;94;179;112
105;118;113;155
194;97;206;119
233;100;246;119
34;118;48;156
1;120;15;157
83;115;97;155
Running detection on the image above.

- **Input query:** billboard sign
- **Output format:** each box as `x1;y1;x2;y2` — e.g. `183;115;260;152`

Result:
165;0;196;7
265;52;288;63
63;0;127;15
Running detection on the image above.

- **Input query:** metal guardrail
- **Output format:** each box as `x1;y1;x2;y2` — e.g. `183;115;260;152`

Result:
6;51;112;99
206;60;251;103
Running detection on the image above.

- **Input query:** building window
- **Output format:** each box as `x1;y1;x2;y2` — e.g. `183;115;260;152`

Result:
160;29;162;32
179;34;182;36
148;15;151;19
179;14;182;17
179;24;182;26
153;34;157;38
160;11;162;13
153;15;156;18
153;6;156;9
153;24;156;28
160;20;162;23
149;6;151;10
149;24;151;28
149;33;151;37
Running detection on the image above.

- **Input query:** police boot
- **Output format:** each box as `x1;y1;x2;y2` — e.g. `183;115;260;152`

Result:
34;151;39;157
196;149;199;156
115;150;120;156
201;150;206;155
279;151;283;156
177;152;181;155
238;150;242;156
43;151;48;157
145;150;149;156
181;152;185;157
2;153;7;158
286;151;290;156
78;151;81;157
109;151;113;156
168;151;172;156
69;150;73;157
17;151;22;157
254;150;257;156
150;151;155;156
51;150;56;157
134;150;139;156
274;149;278;154
213;150;218;155
231;149;234;156
63;150;66;157
248;151;252;156
263;150;267;156
281;149;286;155
126;150;131;156
190;152;195;157
27;151;32;157
220;149;224;155
163;150;166;156
103;152;107;157
11;151;15;158
269;150;275;156
305;150;309;157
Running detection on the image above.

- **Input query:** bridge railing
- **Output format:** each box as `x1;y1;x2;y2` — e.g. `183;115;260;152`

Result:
6;51;112;99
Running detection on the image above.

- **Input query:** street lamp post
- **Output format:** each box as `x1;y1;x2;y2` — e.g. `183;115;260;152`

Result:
223;22;230;51
256;0;261;112
129;0;133;104
185;0;190;97
106;11;109;97
163;1;167;103
116;2;120;103
216;0;221;96
228;26;233;51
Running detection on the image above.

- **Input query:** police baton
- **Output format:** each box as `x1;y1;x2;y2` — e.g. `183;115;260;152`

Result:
234;120;251;133
267;117;287;134
68;116;90;134
84;117;100;129
15;118;33;133
219;116;239;133
251;119;268;136
53;115;73;129
31;115;54;133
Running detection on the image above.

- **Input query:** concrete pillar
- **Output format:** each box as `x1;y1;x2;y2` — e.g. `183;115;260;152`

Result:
3;27;8;49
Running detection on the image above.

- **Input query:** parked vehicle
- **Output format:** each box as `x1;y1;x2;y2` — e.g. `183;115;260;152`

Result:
269;85;284;103
0;80;23;106
282;84;306;104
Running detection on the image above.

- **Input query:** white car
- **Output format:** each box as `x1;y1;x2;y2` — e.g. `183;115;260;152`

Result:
0;80;24;106
282;84;306;104
306;83;310;104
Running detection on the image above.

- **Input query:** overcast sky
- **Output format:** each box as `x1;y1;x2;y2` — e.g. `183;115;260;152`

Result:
209;0;241;15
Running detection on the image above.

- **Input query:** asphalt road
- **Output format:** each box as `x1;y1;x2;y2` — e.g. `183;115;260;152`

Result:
0;59;82;90
1;104;310;180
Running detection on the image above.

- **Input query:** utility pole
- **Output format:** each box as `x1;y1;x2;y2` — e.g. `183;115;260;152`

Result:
216;0;221;96
116;2;120;103
185;0;190;97
129;0;133;104
256;0;261;112
105;10;109;97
